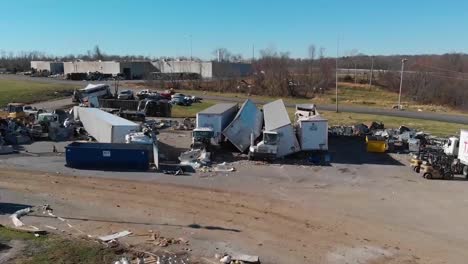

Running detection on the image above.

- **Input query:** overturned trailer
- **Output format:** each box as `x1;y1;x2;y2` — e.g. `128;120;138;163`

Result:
73;107;140;143
258;99;300;158
222;99;263;152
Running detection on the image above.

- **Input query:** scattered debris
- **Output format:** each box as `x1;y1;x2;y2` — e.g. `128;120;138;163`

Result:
214;162;236;172
98;230;132;242
9;207;32;227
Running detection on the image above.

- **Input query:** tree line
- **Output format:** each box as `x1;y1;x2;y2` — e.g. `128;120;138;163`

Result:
2;46;468;109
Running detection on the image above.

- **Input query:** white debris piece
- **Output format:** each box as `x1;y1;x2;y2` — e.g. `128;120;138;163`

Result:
231;253;260;263
98;230;132;242
214;162;235;172
219;255;232;263
9;207;32;227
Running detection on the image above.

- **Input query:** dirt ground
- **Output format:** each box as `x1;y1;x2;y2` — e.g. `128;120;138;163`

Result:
1;136;468;263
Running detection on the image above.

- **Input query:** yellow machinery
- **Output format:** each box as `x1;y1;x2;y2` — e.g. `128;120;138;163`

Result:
410;155;423;173
7;103;26;119
366;136;387;153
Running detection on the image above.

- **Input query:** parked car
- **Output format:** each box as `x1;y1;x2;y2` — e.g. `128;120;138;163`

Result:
171;95;192;106
117;90;135;100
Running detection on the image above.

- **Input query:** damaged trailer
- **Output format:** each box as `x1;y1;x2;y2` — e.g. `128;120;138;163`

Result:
73;107;139;143
222;99;263;152
295;104;328;151
250;99;300;159
195;103;238;145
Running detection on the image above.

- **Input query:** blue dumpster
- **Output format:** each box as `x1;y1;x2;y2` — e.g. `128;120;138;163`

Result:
65;142;150;171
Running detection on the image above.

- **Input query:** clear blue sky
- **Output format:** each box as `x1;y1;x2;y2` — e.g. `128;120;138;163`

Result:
1;0;467;59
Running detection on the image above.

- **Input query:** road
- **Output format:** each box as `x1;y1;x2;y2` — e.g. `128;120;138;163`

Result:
3;74;468;124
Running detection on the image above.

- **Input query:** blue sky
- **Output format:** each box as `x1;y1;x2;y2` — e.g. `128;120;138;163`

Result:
1;0;467;59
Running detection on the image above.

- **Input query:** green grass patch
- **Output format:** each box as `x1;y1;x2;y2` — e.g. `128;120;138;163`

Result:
0;226;40;241
177;84;464;115
171;100;216;118
0;226;119;264
17;238;118;264
0;79;78;107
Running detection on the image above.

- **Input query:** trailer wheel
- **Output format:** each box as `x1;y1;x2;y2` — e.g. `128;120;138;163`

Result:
444;172;454;180
463;166;468;178
423;173;432;179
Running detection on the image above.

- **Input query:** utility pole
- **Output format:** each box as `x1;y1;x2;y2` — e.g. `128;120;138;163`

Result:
189;34;193;61
354;61;357;84
335;38;339;113
369;56;374;88
398;58;408;110
252;44;255;62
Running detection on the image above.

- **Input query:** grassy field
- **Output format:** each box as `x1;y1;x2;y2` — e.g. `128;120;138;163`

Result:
0;226;118;264
171;100;216;118
170;82;460;114
171;101;467;136
0;79;78;107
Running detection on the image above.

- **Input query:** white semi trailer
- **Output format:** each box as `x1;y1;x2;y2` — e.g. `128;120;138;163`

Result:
73;106;139;143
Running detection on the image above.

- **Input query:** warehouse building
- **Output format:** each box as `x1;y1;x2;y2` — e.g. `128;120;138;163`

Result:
30;61;64;74
63;61;157;80
152;60;253;79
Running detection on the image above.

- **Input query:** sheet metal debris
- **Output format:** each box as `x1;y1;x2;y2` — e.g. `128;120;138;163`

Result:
98;230;132;242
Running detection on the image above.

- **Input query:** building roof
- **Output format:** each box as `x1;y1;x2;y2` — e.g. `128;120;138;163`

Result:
263;99;291;131
199;103;238;115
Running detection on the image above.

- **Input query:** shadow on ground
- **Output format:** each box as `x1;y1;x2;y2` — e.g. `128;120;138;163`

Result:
0;203;31;215
29;215;241;233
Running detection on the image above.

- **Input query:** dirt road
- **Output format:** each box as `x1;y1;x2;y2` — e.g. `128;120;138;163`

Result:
1;159;468;264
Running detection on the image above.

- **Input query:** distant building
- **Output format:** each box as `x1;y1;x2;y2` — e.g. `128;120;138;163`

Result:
30;61;64;74
63;61;157;80
152;61;253;79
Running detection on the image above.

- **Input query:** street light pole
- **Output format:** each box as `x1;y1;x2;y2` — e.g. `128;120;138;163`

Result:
189;34;193;61
335;39;339;113
369;56;374;88
398;58;408;110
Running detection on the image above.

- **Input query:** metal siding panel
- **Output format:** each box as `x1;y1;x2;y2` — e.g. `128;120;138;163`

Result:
223;99;263;152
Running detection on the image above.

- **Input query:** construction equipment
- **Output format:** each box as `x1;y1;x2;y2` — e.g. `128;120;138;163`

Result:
410;155;424;173
7;103;26;119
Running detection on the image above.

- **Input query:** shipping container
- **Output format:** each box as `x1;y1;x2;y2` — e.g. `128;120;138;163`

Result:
196;103;238;143
73;106;140;143
65;142;150;170
296;115;328;151
222;99;263;152
263;99;300;157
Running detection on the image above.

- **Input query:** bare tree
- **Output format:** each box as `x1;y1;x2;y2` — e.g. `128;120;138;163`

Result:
308;45;316;60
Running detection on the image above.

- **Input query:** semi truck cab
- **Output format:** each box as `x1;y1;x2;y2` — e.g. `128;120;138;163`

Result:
191;127;215;150
248;131;279;160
